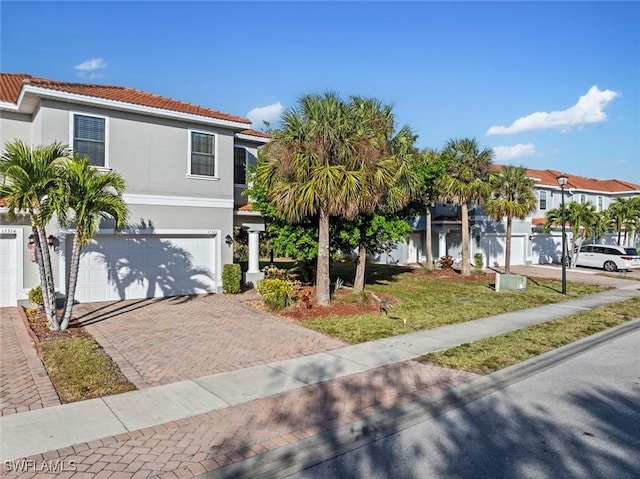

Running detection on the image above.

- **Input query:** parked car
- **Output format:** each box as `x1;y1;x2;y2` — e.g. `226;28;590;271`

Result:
576;245;640;272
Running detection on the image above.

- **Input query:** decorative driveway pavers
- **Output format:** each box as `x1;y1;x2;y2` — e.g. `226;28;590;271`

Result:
2;360;478;478
72;294;346;388
0;308;60;416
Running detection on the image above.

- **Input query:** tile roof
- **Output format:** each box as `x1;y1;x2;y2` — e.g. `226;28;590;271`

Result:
1;73;250;125
492;164;640;193
238;129;271;139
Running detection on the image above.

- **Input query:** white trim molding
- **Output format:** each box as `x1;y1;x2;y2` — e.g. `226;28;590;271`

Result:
123;193;233;209
16;85;250;130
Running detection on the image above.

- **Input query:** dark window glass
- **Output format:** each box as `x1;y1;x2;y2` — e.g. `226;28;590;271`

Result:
191;132;215;176
74;115;105;166
234;147;246;184
539;191;547;210
580;245;592;253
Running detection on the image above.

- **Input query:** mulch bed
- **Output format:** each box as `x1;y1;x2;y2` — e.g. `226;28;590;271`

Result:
22;308;91;344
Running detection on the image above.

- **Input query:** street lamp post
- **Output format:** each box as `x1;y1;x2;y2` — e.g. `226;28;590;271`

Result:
557;174;568;295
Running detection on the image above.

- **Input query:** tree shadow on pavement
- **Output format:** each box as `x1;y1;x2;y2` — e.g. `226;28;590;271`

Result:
210;360;640;479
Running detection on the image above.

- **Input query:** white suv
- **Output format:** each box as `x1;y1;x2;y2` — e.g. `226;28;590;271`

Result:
576;245;640;272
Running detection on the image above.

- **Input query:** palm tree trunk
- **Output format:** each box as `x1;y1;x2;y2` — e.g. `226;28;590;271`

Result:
505;217;512;274
353;242;367;294
32;220;59;330
461;202;470;276
425;207;433;269
316;207;331;306
60;230;82;330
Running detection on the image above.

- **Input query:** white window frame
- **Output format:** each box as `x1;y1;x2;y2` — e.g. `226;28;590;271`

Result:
539;190;547;211
187;129;219;181
597;196;603;211
69;111;110;170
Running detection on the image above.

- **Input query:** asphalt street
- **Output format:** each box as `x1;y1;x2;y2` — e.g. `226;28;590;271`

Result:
286;327;640;479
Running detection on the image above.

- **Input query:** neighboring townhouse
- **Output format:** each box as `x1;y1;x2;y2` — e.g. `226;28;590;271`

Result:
388;168;640;268
0;73;268;307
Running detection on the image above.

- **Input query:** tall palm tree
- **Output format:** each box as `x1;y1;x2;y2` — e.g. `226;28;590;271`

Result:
257;93;399;305
351;123;420;293
54;156;129;329
485;166;537;274
0;141;70;330
438;138;494;275
415;148;448;270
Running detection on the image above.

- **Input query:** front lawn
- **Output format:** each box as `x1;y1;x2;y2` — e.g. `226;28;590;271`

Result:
298;263;609;343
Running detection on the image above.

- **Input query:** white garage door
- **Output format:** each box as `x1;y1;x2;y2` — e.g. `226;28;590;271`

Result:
72;234;217;303
0;234;17;307
480;235;526;268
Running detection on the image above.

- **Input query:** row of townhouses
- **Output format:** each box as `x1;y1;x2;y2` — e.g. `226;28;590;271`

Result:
1;73;638;307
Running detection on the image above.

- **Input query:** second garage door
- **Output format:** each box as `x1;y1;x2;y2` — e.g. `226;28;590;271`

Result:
71;234;217;303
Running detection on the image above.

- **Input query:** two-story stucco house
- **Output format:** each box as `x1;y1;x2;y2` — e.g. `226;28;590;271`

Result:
387;168;639;268
0;73;268;307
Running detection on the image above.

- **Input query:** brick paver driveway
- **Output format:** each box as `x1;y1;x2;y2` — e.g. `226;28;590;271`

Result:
72;294;345;388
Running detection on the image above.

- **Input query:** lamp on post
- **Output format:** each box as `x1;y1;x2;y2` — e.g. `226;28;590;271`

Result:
557;174;568;295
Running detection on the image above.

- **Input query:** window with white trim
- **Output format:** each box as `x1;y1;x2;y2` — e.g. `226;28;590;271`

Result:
190;131;216;177
234;147;246;184
580;194;586;204
539;191;547;211
73;114;106;167
597;196;603;211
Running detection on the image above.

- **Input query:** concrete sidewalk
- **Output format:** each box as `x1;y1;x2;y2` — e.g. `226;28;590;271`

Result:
1;286;639;476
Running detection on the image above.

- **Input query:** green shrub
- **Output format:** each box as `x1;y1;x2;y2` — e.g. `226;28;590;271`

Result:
474;253;484;272
256;278;294;312
222;263;242;294
28;284;44;307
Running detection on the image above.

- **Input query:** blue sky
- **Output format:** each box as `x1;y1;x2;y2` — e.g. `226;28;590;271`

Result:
2;1;639;182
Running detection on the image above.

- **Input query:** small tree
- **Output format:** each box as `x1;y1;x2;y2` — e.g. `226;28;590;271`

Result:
0;140;71;330
544;201;597;267
54;156;129;330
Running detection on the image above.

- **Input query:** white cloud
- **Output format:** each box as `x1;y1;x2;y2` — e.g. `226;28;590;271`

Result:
246;102;284;128
74;58;107;79
492;143;537;161
487;86;618;135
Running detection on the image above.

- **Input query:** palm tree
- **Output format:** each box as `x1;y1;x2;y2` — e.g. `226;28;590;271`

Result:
351;123;420;294
438;138;494;275
544;201;597;267
0;141;70;330
415;148;448;270
54;156;129;329
257;93;399;305
608;197;632;245
485;166;537;274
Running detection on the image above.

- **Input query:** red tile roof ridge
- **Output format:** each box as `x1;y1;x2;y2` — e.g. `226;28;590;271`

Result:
1;73;251;125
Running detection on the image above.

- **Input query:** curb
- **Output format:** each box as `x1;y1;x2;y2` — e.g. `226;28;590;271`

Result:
201;317;640;479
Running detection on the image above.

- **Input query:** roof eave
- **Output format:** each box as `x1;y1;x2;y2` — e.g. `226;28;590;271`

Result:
9;85;251;130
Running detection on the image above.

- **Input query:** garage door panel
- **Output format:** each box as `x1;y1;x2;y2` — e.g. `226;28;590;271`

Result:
0;235;17;307
73;234;217;303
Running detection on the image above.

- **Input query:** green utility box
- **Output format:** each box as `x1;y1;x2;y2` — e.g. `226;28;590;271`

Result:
495;273;527;292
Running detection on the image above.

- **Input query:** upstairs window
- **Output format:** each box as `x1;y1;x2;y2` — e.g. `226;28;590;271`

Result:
597;196;603;211
73;114;106;167
234;147;247;184
539;191;547;211
580;194;586;204
190;131;215;177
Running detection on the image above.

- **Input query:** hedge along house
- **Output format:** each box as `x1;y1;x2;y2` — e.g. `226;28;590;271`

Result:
0;73;268;307
382;168;640;268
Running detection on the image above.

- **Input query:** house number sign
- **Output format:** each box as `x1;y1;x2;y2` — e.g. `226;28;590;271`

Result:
0;228;17;234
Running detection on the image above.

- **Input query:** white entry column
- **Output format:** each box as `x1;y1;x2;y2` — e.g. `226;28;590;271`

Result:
242;223;265;287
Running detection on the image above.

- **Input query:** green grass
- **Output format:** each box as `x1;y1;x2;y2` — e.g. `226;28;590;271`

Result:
40;338;136;403
421;297;640;373
300;263;609;343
